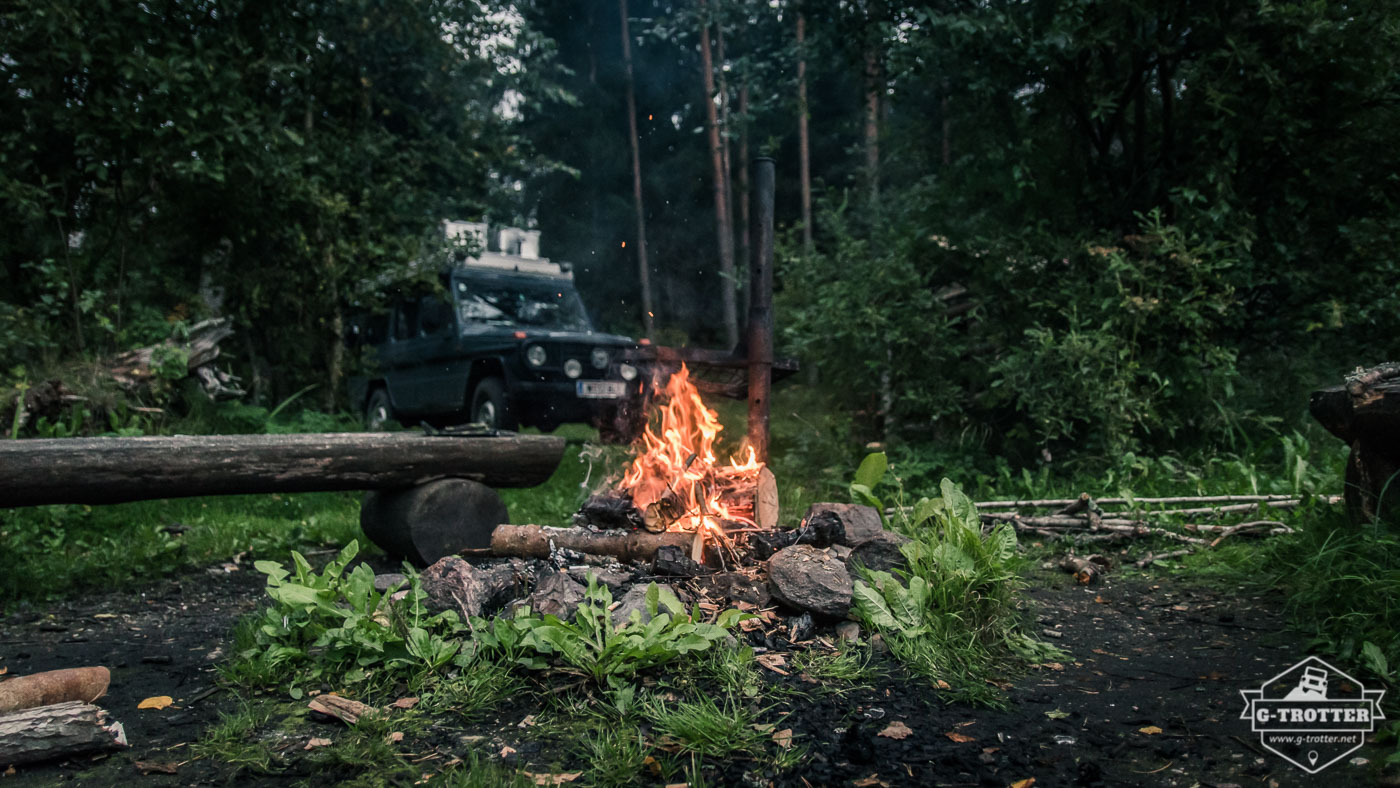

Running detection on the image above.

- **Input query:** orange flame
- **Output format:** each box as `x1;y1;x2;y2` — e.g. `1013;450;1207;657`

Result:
619;366;762;541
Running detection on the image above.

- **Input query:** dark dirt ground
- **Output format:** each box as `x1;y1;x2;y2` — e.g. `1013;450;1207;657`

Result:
1;560;1390;787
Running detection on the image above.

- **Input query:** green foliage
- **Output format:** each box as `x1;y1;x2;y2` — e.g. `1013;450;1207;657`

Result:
503;578;746;682
846;457;1060;703
240;541;465;695
190;703;280;775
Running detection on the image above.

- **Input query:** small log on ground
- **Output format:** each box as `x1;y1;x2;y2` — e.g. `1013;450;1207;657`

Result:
0;701;127;766
0;433;565;508
1060;554;1111;584
361;479;509;566
0;667;109;713
489;524;694;561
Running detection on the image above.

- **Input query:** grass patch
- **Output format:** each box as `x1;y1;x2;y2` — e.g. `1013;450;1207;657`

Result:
574;727;654;788
418;659;525;722
190;702;282;775
0;491;363;608
644;693;766;759
790;645;883;689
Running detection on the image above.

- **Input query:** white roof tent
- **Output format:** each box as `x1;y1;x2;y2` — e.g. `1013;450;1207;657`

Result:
442;220;571;279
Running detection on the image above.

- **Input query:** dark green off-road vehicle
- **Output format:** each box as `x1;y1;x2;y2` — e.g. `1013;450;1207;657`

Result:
347;255;646;442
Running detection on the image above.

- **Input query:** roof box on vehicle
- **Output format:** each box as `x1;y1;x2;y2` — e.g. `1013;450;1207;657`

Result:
442;220;572;279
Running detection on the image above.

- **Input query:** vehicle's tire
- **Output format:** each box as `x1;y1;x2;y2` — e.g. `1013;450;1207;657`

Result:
364;388;394;431
470;377;518;432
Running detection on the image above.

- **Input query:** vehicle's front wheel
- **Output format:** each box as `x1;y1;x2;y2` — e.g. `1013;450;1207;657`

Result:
470;377;518;432
364;388;394;431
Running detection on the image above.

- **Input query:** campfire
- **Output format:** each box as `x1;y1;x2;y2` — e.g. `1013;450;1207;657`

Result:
479;362;894;625
616;365;767;567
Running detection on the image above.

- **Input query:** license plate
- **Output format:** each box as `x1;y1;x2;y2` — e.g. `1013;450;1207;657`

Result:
577;380;626;399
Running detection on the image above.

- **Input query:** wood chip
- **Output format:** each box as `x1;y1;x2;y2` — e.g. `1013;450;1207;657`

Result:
852;776;889;787
390;696;419;710
525;772;582;785
755;653;789;675
1139;725;1163;735
945;731;976;743
304;738;332;750
308;695;374;725
877;721;913;740
772;728;793;749
133;761;178;775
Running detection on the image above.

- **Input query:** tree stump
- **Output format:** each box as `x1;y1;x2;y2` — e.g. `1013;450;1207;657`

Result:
1310;363;1400;524
360;479;509;567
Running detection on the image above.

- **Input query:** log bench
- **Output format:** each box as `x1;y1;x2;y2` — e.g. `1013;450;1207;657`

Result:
1309;363;1400;524
0;432;567;566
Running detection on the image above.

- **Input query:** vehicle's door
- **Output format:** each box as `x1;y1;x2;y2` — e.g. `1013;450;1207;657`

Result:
380;299;422;413
395;294;464;414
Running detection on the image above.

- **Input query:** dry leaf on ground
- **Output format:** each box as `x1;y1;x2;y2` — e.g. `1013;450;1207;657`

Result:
390;696;419;710
852;776;889;787
1139;725;1163;735
877;721;913;740
945;731;976;743
133;761;178;775
772;728;793;749
1010;779;1036;788
304;738;332;750
137;695;174;710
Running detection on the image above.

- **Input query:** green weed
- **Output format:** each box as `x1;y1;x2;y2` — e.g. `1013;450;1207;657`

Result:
574;727;653;788
505;578;747;682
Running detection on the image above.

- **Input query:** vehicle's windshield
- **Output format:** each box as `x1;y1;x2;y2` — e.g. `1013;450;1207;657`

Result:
455;277;592;332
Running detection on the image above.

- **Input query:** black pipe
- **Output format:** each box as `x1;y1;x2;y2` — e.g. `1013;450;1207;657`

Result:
747;157;775;462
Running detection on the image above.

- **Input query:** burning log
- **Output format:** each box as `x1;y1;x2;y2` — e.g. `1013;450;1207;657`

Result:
489;524;696;562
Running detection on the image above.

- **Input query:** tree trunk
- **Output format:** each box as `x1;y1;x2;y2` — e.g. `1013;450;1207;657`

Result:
0;702;127;767
716;22;736;293
698;0;739;348
619;0;655;336
796;12;813;253
0;433;566;508
863;46;882;204
940;79;951;166
738;82;751;274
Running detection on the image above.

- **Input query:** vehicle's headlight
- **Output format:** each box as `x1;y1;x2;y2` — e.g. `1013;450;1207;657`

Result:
564;359;583;379
591;348;610;369
526;344;547;367
619;363;638;381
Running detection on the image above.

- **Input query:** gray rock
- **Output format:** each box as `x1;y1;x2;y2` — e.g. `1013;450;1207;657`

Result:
567;566;633;592
373;572;408;593
526;570;587;620
845;531;913;574
835;621;861;643
420;554;520;624
804;503;885;546
696;571;772;607
767;545;853;618
610;583;678;627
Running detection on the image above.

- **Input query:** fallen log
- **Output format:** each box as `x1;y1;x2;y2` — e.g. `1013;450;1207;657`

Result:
0;701;127;767
0;433;565;508
1060;554;1110;584
1135;549;1194;568
0;667;109;713
888;494;1332;515
489;524;694;561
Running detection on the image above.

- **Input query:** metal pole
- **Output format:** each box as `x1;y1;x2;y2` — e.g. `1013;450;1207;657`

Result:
747;157;775;463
